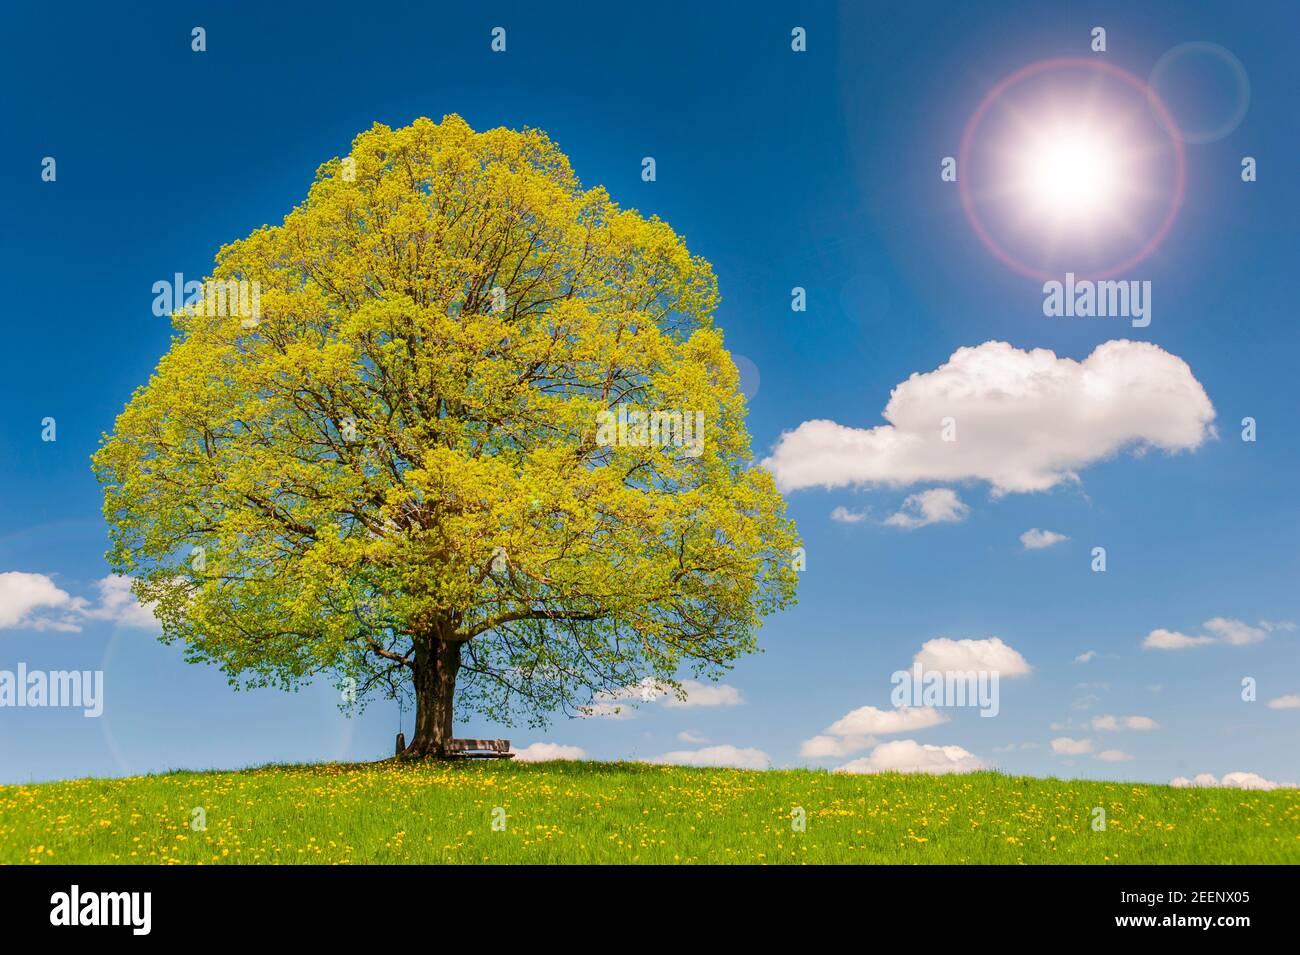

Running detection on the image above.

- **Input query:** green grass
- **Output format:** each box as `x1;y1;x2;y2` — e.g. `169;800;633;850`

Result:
2;759;1296;864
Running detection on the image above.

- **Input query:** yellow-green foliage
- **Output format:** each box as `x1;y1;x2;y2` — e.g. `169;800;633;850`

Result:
92;116;798;723
3;761;1296;864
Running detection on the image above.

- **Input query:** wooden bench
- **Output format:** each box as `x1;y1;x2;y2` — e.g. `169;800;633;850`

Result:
445;739;514;759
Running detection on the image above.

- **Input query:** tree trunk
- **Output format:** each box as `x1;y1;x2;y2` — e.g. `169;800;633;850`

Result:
404;635;461;758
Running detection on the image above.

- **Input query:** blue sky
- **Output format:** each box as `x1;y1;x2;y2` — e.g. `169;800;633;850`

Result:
1;1;1297;786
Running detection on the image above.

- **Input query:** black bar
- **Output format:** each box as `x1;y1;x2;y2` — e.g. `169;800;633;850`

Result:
0;865;1290;940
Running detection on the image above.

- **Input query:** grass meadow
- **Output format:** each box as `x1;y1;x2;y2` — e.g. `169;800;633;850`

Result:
2;759;1296;864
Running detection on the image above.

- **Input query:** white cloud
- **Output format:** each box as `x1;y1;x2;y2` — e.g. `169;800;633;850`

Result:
1170;772;1290;791
1266;695;1300;710
884;488;969;529
830;505;868;524
676;729;709;744
762;340;1214;496
578;702;636;719
913;636;1031;677
80;574;161;630
1021;528;1068;550
1143;628;1214;650
1145;617;1285;650
1074;650;1097;663
800;734;876;759
1097;749;1134;763
835;739;986;776
826;705;948;737
581;678;741;717
1051;736;1094;755
650;745;769;770
1261;620;1297;633
803;705;946;759
1091;715;1159;731
663;680;744;708
1203;617;1267;646
578;680;660;719
0;572;159;633
0;572;74;630
512;742;586;762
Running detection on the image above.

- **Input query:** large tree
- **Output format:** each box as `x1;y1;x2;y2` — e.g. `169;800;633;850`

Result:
93;116;799;757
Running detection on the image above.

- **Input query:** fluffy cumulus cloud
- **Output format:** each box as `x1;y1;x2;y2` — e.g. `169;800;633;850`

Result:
1091;715;1159;731
885;488;969;529
800;734;876;759
762;340;1215;496
913;637;1031;677
1021;528;1068;550
663;680;744;709
835;739;987;776
581;678;743;718
649;745;769;770
0;572;75;630
578;702;635;720
1143;628;1215;650
512;742;586;762
826;705;948;737
80;575;161;629
1144;617;1292;650
1074;650;1097;663
1170;772;1291;791
1204;617;1268;646
0;571;159;633
578;680;658;719
802;705;946;759
1051;736;1094;755
1097;749;1135;763
830;505;868;524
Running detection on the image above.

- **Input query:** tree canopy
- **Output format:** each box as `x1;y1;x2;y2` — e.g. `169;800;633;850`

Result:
93;115;799;754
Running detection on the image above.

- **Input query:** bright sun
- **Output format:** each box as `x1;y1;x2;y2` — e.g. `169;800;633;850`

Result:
1020;126;1121;225
959;58;1186;280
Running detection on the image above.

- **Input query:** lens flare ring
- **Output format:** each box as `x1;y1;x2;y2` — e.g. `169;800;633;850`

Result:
958;57;1186;282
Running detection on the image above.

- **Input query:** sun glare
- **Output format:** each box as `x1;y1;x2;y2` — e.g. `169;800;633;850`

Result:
1021;127;1120;224
959;58;1186;280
